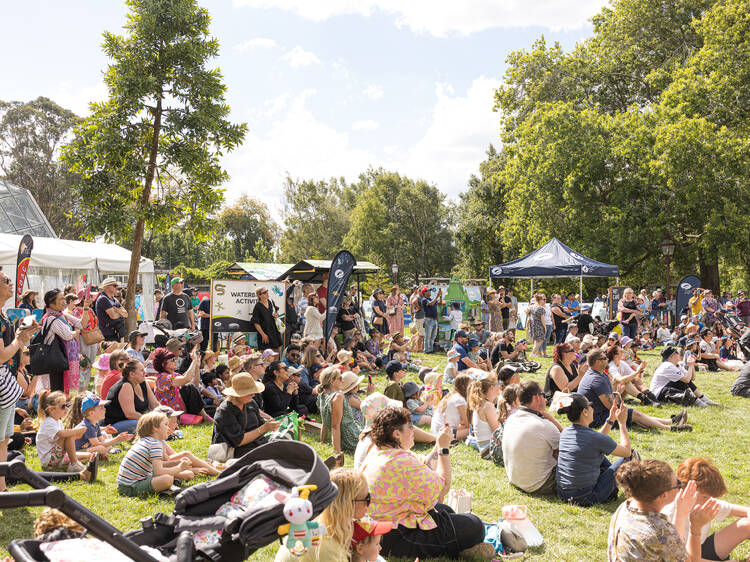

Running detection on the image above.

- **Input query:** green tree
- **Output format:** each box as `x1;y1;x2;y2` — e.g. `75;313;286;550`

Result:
279;176;357;261
0;97;83;238
62;0;246;328
345;169;454;284
219;195;280;261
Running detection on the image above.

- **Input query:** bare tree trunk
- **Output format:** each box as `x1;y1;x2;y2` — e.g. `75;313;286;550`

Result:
699;252;720;295
124;95;162;331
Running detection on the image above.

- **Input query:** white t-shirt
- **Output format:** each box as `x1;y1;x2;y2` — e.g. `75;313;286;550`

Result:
354;433;374;470
444;361;457;384
544;304;553;325
608;360;635;383
650;362;687;396
430;393;467;434
37;416;63;466
656;327;672;343
502;408;560;492
662;498;732;544
446;310;462;330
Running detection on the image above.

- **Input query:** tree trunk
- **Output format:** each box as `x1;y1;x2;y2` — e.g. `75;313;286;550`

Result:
699;253;720;295
124;95;163;331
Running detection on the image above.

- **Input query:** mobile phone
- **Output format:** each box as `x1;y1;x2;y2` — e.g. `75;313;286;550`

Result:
613;392;622;407
367;374;372;385
85;283;91;300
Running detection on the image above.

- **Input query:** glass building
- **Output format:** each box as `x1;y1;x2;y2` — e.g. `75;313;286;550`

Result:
0;179;57;238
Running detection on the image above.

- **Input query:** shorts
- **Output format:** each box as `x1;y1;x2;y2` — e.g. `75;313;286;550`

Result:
414;318;424;336
0;404;15;440
410;412;425;425
43;445;71;469
702;533;728;561
118;477;155;497
609;408;635;429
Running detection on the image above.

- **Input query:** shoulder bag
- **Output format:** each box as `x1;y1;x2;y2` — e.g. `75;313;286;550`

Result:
29;316;70;375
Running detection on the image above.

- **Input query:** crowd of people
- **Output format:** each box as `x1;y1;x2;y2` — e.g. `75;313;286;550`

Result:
3;272;750;561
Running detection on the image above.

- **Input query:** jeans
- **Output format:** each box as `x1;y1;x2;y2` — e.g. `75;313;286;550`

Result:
380;503;485;559
424;317;438;353
557;457;626;506
621;323;636;339
542;324;554;353
554;324;568;345
110;419;138;435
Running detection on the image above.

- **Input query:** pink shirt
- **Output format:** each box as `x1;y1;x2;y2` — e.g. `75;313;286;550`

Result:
363;447;443;530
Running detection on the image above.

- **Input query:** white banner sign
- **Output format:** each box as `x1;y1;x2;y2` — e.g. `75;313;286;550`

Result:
210;279;285;333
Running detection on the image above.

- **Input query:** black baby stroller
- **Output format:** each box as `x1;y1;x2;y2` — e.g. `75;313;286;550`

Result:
4;441;337;562
149;318;204;349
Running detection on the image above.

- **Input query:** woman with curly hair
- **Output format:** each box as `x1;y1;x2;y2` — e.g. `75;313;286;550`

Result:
152;347;212;423
363;406;489;559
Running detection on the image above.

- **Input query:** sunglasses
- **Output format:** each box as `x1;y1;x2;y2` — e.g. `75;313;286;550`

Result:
1;278;11;285
669;479;684;491
354;493;371;505
60;403;71;410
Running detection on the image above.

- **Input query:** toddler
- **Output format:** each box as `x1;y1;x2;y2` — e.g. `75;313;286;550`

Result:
403;381;434;427
156;405;220;479
351;519;391;562
64;394;132;461
36;391;96;474
430;374;471;440
444;349;459;384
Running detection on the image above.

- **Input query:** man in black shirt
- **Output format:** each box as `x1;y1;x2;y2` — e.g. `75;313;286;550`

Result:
498;286;513;330
491;330;522;367
160;277;195;330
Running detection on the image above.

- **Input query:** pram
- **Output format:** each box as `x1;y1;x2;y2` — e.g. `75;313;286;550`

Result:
4;441;338;562
144;318;204;349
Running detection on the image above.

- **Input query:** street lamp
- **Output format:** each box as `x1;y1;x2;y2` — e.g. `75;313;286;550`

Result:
659;233;676;300
391;261;399;285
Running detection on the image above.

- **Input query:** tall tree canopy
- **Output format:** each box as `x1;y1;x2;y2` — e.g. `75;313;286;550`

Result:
0;97;83;238
219;195;280;261
62;0;246;326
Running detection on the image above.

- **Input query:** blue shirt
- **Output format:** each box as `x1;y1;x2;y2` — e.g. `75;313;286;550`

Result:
451;343;469;371
577;368;613;428
556;424;617;491
74;418;101;450
198;298;211;331
564;299;580;317
421;297;438;320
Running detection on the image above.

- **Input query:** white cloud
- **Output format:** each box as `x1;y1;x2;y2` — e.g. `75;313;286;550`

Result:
234;37;278;52
362;84;384;99
352;119;380;130
281;46;321;68
232;0;606;35
30;81;108;117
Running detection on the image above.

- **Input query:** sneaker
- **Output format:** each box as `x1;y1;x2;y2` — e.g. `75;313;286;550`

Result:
628;448;641;461
80;453;99;483
68;461;86;473
701;396;719;406
671;409;688;426
459;542;495;559
694;398;709;407
670;424;693;432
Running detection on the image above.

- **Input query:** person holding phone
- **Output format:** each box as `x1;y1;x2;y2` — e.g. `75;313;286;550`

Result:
651;346;718;407
556;393;634;506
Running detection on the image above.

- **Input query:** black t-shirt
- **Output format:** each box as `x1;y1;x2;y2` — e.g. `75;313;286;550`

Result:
552;304;566;329
499;341;514;359
500;296;512;319
576;313;594;336
160;292;191;329
490;342;503;367
353;341;367;354
338;306;355;331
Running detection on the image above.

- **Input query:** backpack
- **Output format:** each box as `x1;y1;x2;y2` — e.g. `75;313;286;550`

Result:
484;425;505;466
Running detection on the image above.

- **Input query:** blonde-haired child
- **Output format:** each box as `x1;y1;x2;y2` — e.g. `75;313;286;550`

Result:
116;411;190;497
36;391;97;477
467;375;500;452
484;383;521;466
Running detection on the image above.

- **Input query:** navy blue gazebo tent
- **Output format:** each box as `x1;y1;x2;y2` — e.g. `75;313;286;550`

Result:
489;238;619;297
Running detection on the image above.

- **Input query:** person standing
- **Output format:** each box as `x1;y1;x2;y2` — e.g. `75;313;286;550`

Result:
196;295;212;352
386;286;405;336
95;278;128;343
251;286;283;353
409;286;424;352
316;273;328;314
497;287;513;331
618;288;640;340
421;287;441;354
551;294;571;345
508;288;519;330
735;291;750;325
42;289;82;394
159;277;194;330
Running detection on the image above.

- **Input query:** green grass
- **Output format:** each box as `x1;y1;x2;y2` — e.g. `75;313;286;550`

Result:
3;339;750;561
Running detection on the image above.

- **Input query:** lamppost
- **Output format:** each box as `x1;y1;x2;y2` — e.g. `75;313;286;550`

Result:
659;233;676;300
391;261;399;286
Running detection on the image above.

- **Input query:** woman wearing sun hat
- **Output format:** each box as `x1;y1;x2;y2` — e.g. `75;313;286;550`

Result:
211;372;281;459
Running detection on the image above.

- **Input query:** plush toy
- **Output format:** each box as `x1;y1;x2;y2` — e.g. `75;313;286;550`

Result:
276;485;327;557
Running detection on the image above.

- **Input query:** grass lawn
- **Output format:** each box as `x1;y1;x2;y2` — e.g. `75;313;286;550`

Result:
3;336;750;561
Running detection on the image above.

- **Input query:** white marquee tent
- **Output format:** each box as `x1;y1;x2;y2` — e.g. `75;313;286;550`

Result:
0;234;156;320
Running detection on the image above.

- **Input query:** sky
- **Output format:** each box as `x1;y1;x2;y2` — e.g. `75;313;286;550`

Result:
1;0;607;220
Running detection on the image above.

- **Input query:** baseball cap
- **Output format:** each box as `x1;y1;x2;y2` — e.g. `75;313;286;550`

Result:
81;395;110;413
608;332;619;340
128;329;147;341
619;336;633;347
455;329;468;339
352;519;393;546
385;360;405;377
261;349;279;360
165;338;182;352
467;338;480;349
170;277;184;286
684;338;697;347
155;405;184;418
661;346;679;361
581;304;591;310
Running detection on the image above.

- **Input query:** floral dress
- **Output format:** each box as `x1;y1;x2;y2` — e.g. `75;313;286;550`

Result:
527;304;546;341
154;372;187;411
317;391;362;453
607;500;687;562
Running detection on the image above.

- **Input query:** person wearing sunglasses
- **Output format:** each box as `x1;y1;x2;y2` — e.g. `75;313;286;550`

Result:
608;459;720;562
95;277;128;343
261;360;298;418
555;393;634;506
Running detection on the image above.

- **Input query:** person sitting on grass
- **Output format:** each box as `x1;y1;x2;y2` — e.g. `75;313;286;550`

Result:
443;348;459;384
607;344;661;407
662;457;750;561
608;459;719;562
36;391;98;474
153;347;214;423
318;367;363;457
211;373;281;460
155;405;220;478
383;360;408;402
116;411;190;497
544;342;584;404
429;374;472;440
579;349;693;432
65;394;132;461
651;346;717;407
502;380;563;495
363;406;490;559
466;374;500;453
699;328;738;372
556;393;634;506
402;381;434;427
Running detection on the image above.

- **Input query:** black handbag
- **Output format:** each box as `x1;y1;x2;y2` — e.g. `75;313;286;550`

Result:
29;317;69;375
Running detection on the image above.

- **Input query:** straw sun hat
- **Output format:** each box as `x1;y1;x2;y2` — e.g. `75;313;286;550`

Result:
222;372;264;398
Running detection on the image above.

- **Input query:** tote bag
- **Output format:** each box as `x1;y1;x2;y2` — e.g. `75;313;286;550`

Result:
29;317;69;375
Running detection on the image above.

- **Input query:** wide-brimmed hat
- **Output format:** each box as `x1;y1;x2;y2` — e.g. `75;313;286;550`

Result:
341;371;364;394
287;365;304;375
20;289;38;300
620;336;633;347
223;372;264;397
100;277;118;287
402;381;421;399
337;349;353;364
228;356;242;371
261;349;279;360
94;354;111;371
165;338;182;353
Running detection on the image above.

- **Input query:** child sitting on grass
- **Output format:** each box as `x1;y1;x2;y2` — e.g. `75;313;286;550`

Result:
402;381;434;427
36;391;97;476
444;348;459;384
430;374;472;440
116;411;190;497
64;394;132;461
155;405;220;479
467;375;500;452
351;519;391;562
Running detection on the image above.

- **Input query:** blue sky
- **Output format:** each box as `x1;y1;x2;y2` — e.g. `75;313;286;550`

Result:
1;0;606;218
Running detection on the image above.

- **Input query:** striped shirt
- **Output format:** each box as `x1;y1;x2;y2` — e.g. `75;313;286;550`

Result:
116;436;162;485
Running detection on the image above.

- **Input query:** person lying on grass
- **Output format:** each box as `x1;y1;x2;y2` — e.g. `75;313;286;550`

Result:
64;394;132;461
663;457;750;562
155;405;220;479
116;411;190;497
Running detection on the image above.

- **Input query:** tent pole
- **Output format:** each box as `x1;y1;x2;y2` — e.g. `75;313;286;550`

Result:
580;275;583;303
530;278;534;296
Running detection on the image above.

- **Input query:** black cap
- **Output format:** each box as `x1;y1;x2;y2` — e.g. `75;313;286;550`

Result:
385;360;405;377
661;346;679;362
455;329;468;339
